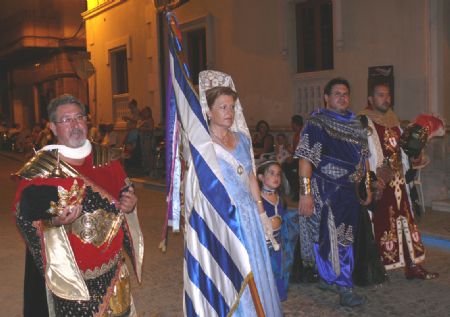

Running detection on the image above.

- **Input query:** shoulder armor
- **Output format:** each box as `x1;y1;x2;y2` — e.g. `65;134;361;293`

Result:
91;142;123;167
14;150;79;180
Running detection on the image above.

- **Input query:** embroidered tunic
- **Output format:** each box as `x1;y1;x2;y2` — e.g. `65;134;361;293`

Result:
365;117;426;269
13;145;143;317
294;108;368;284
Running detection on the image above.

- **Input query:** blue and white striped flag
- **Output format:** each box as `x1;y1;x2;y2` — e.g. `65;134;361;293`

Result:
165;13;252;317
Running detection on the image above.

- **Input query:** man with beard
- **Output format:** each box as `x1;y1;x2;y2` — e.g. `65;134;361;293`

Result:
13;94;144;316
295;78;371;307
359;83;438;280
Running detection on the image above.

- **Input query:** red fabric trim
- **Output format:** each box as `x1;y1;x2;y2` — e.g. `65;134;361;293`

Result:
68;229;124;271
14;153;130;271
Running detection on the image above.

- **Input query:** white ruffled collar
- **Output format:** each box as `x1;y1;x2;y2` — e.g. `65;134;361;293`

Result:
40;140;92;160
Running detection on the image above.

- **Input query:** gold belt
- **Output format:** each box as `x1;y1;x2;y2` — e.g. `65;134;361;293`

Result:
70;209;124;247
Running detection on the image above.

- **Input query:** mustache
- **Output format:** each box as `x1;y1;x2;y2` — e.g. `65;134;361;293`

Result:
69;128;84;137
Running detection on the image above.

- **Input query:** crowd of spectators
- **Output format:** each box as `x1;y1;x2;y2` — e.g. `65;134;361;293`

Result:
0;98;160;178
0;119;55;155
251;115;304;200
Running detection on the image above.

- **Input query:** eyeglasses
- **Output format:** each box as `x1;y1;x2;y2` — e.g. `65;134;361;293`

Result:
54;114;87;124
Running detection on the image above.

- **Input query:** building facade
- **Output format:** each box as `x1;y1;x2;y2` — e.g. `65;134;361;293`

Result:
0;0;88;129
83;0;162;129
83;0;449;207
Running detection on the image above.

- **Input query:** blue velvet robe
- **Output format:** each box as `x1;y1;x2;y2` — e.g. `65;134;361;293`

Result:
295;109;368;286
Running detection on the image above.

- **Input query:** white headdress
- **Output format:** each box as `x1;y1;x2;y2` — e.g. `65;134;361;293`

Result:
198;70;255;170
199;70;251;135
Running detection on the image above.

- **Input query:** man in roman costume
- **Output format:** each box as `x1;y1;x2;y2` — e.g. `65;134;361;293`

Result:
13;94;144;316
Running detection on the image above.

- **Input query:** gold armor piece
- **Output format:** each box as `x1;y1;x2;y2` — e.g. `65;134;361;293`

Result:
92;143;122;168
70;209;123;247
14;143;120;180
14;150;79;180
105;264;131;317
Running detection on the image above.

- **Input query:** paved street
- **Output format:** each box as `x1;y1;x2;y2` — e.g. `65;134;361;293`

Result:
1;152;449;316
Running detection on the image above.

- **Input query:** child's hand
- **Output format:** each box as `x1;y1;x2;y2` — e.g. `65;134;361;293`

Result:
259;213;280;251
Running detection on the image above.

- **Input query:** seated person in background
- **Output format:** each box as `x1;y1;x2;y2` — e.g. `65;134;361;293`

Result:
15;125;31;153
122;99;140;128
30;124;42;147
138;106;155;175
275;133;293;164
35;120;54;150
9;123;27;152
107;124;120;148
123;120;141;169
98;124;107;145
252;120;274;158
87;116;100;143
97;123;118;147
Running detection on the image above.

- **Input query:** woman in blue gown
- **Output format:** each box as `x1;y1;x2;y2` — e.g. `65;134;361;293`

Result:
201;70;283;317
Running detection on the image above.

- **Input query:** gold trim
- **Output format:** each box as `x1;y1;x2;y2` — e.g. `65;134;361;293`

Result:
123;209;144;283
14;144;118;180
82;253;121;280
107;264;131;317
14;150;79;180
43;225;90;301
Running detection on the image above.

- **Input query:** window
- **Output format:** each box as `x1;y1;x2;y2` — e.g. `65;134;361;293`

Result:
295;0;333;73
185;27;207;85
110;47;128;95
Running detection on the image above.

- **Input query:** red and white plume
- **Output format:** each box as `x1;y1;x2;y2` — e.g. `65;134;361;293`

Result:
413;114;446;139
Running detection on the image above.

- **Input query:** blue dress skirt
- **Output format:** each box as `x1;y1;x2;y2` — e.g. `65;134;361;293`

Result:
215;132;283;317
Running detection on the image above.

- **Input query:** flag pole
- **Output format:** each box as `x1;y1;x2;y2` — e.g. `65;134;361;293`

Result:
249;276;266;317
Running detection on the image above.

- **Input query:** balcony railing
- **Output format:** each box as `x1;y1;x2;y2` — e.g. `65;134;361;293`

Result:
112;94;131;129
293;75;330;118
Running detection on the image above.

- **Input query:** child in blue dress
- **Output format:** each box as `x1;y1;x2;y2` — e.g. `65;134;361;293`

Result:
257;160;292;301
